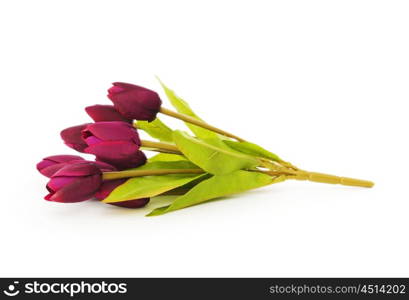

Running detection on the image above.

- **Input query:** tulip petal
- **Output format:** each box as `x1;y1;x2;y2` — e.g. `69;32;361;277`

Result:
46;174;102;203
112;91;161;121
38;159;105;178
39;163;68;178
108;85;125;94
37;155;84;173
85;136;102;145
36;159;56;170
96;150;146;170
84;141;139;161
85;105;131;123
47;176;78;191
83;122;140;145
109;198;150;208
95;178;149;208
108;82;162;121
52;162;101;177
60;124;90;152
93;161;117;172
44;155;84;163
95;179;126;200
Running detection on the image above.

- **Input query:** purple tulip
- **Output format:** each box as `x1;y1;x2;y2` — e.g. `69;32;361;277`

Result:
82;121;146;170
107;82;162;122
37;155;117;178
93;160;118;172
85;104;132;123
95;179;150;208
60;124;90;152
45;162;102;203
36;155;85;177
95;151;146;170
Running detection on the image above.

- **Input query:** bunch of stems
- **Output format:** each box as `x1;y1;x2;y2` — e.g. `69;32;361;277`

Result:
103;106;373;188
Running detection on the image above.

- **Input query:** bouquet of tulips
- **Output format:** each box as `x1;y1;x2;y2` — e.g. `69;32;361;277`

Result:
37;79;374;216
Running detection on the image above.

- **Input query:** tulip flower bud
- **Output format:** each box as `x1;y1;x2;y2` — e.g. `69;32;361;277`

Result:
37;155;117;178
107;82;162;122
93;161;118;172
45;162;102;203
95;179;150;208
85;104;132;123
36;155;85;177
60;124;90;152
82;121;146;170
95;151;146;171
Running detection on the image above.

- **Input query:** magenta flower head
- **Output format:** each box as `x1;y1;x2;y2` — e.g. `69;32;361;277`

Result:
85;104;132;123
45;162;102;203
108;82;162;122
60;124;90;152
93;161;118;172
36;155;117;178
96;179;150;208
36;155;85;177
82;121;146;170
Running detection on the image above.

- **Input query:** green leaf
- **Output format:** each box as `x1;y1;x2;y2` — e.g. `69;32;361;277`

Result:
148;153;187;162
162;173;212;195
223;140;281;161
103;160;203;203
157;78;219;139
103;173;206;203
173;130;259;175
202;137;234;149
137;118;173;142
133;160;198;171
147;171;281;216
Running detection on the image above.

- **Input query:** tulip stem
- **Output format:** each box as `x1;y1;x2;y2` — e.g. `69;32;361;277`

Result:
159;108;298;169
140;140;181;153
159;107;247;142
140;147;181;155
259;169;374;188
102;168;205;180
294;170;374;187
103;165;373;188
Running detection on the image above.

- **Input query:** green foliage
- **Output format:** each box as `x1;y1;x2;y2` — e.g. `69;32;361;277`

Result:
223;140;281;161
104;81;285;212
148;153;187;162
103;173;206;203
137;118;173;142
173;130;259;175
157;78;220;139
134;160;198;171
147;171;279;216
103;160;203;203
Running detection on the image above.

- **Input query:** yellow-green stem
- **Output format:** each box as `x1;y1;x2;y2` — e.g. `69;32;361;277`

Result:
159;107;246;142
140;140;180;153
140;147;181;155
102;168;204;180
292;170;374;188
260;169;373;188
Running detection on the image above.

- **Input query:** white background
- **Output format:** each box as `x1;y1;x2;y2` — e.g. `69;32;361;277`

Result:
0;0;408;277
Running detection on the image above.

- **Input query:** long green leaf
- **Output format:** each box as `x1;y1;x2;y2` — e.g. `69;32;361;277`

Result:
223;140;281;161
133;160;198;171
103;160;203;203
203;137;239;150
163;173;212;195
148;153;187;162
137;118;173;142
173;130;259;175
147;171;282;216
103;173;206;203
157;78;219;139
